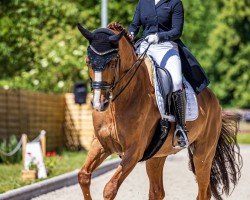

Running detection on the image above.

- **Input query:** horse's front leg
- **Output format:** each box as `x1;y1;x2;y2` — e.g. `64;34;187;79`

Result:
103;148;141;200
78;137;110;200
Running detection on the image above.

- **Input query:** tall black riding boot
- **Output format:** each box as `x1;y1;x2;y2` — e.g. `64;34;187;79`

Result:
172;89;189;149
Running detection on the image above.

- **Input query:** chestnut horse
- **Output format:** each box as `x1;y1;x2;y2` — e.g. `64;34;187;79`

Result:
77;23;242;200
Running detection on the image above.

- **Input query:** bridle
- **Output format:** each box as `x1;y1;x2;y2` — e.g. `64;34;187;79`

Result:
89;42;151;102
89;44;121;91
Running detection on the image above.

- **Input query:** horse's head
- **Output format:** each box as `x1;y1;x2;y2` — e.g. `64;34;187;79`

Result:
77;23;126;112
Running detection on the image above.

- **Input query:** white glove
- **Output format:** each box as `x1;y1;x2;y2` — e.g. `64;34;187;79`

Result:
145;34;159;44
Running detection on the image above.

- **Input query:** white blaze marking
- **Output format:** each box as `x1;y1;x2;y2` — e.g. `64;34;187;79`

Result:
93;72;102;109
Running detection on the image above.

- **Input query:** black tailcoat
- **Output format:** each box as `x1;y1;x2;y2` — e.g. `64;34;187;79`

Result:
128;0;210;94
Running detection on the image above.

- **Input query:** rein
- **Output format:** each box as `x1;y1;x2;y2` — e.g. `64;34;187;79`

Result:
111;43;151;102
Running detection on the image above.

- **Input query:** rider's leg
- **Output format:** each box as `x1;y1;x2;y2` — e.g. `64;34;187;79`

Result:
153;42;188;148
142;42;174;135
159;45;188;148
140;41;188;148
158;43;183;92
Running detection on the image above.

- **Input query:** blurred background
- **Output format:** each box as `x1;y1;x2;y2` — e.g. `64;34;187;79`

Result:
0;0;249;107
0;0;249;194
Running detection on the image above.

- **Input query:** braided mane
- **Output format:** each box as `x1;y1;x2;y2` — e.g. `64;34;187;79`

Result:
107;22;133;45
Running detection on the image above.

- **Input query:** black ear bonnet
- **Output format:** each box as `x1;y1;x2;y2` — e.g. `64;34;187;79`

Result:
87;29;119;71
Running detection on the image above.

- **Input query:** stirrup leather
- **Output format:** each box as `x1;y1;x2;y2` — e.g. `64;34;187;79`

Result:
160;118;171;139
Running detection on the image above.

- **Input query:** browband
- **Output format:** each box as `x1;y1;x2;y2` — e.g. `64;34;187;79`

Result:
89;45;118;56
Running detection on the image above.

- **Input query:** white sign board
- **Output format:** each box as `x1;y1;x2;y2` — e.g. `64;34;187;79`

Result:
24;142;47;179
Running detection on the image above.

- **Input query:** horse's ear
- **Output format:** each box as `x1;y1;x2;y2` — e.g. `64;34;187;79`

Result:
77;23;94;42
108;29;126;45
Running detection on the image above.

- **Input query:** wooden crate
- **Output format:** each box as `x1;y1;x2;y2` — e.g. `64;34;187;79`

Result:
21;170;37;181
64;93;94;150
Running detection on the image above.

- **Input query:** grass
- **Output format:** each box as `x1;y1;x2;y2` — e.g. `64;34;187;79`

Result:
237;133;250;144
0;150;87;194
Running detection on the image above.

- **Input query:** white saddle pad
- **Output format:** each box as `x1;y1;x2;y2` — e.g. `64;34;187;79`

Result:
167;78;199;122
145;56;199;122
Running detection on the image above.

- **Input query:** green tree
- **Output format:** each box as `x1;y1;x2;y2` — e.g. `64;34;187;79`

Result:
0;0;137;93
207;0;250;107
0;0;97;92
181;0;219;71
0;0;249;108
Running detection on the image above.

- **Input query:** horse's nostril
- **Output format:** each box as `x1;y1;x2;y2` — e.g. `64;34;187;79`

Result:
102;101;110;110
91;100;93;106
99;100;110;112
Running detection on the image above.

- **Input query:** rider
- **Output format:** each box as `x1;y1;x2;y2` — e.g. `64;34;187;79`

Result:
128;0;209;148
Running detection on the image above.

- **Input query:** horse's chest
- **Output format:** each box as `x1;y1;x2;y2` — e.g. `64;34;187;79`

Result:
95;120;122;153
97;123;114;139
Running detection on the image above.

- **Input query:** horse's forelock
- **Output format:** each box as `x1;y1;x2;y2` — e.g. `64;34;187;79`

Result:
107;22;133;45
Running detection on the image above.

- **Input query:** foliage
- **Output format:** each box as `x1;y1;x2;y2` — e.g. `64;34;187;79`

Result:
44;156;59;175
26;153;39;171
181;0;219;67
29;162;38;171
207;0;250;108
0;135;22;164
44;152;60;175
237;133;250;144
0;0;249;107
0;0;89;93
0;150;87;194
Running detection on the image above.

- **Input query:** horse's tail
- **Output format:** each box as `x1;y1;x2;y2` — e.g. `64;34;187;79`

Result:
188;113;243;200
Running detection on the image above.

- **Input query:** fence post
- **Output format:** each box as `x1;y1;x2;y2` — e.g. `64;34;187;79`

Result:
22;134;27;169
40;130;46;157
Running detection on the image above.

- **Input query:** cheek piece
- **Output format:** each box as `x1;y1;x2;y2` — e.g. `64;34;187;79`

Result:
87;46;120;91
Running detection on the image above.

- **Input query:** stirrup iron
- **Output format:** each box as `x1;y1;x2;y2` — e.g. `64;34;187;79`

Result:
172;124;189;149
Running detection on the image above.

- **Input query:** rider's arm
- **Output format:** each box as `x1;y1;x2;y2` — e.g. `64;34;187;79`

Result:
128;0;141;38
158;0;184;42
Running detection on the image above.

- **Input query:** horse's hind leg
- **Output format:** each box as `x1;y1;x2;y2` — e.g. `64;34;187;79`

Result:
78;137;110;200
146;157;167;200
191;142;215;200
191;114;222;200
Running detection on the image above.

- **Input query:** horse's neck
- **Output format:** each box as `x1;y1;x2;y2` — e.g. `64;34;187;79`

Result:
113;61;152;113
111;37;154;117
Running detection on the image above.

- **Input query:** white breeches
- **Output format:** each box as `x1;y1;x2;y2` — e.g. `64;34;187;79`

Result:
139;41;183;118
139;41;183;92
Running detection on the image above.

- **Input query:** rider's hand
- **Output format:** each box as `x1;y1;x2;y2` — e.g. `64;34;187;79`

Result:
145;34;159;44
